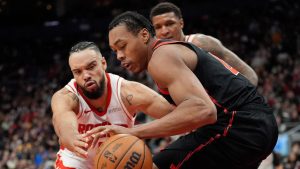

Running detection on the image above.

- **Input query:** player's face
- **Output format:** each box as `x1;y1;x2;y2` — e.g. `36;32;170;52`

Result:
152;12;183;41
69;49;107;99
109;24;149;73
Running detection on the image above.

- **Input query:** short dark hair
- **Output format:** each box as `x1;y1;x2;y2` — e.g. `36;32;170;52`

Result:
150;2;182;20
69;41;101;56
108;11;155;37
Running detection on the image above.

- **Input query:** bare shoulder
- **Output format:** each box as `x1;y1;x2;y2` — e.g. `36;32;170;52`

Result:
52;88;78;102
119;79;158;107
191;34;225;56
150;43;197;88
119;79;137;107
51;87;79;112
192;34;221;47
119;78;173;118
150;44;185;65
119;79;150;106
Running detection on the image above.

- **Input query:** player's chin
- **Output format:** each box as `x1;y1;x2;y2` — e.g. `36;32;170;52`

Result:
128;66;143;74
85;87;98;94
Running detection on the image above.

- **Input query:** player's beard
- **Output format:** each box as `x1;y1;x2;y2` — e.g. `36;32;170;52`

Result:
80;74;106;99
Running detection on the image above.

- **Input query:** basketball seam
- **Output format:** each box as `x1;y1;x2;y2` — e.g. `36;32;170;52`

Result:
139;142;146;169
114;138;140;169
96;135;131;169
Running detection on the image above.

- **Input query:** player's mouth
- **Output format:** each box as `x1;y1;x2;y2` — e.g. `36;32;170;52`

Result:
121;62;131;70
85;81;97;90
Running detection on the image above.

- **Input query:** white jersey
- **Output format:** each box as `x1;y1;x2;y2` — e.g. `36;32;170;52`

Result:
55;73;135;169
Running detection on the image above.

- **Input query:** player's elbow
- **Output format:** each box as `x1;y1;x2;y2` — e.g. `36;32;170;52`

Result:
52;113;58;127
251;73;258;87
207;105;217;124
192;99;217;126
202;103;217;125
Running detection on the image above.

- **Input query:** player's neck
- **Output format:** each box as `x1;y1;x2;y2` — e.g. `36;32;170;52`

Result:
88;86;108;112
180;32;186;41
147;38;156;62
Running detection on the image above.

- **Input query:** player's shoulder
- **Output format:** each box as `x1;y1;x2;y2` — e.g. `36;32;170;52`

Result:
152;42;181;60
192;33;220;43
120;79;141;94
118;79;150;111
188;34;221;51
52;87;75;101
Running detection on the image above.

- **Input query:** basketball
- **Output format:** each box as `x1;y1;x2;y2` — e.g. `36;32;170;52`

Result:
94;134;153;169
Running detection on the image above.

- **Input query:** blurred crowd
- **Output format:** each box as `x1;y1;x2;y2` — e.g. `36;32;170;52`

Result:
0;0;300;168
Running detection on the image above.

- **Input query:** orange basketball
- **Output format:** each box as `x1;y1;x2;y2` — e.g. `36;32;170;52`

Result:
94;134;153;169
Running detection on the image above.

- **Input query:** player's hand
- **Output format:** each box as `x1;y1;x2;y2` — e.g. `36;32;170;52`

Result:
84;125;131;148
60;134;89;158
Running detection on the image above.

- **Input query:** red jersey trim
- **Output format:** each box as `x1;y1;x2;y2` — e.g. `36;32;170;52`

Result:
158;87;169;95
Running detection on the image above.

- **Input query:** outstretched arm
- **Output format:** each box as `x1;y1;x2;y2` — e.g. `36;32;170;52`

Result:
192;34;258;86
51;88;88;158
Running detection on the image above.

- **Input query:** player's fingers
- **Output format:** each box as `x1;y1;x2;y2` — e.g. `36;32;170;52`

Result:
86;126;106;136
92;128;110;139
91;128;111;148
78;134;90;143
74;139;89;149
74;146;88;158
91;134;101;148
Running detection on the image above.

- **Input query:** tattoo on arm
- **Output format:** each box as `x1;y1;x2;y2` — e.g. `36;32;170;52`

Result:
196;36;223;57
61;89;79;102
126;94;133;105
69;93;79;102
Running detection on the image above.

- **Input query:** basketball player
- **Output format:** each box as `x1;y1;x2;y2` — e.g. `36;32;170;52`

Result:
86;11;278;169
150;2;258;86
51;41;174;169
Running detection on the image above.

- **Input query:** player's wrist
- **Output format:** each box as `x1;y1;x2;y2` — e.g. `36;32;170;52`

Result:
130;126;143;139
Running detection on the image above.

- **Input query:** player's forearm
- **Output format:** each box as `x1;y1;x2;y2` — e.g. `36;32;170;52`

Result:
132;98;216;139
53;114;79;147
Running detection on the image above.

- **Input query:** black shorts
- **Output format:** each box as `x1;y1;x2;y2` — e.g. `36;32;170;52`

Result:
153;103;278;169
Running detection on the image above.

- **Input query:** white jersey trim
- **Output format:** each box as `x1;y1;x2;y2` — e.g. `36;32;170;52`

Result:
185;34;197;43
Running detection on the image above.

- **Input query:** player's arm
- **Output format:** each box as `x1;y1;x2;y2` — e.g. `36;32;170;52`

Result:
130;45;217;138
192;34;258;86
51;88;88;157
120;79;175;119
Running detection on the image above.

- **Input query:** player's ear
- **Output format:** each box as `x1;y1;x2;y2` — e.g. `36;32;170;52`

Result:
180;18;184;29
101;56;107;70
140;28;150;44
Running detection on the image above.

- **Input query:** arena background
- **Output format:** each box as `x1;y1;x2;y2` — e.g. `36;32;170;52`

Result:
0;0;299;168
